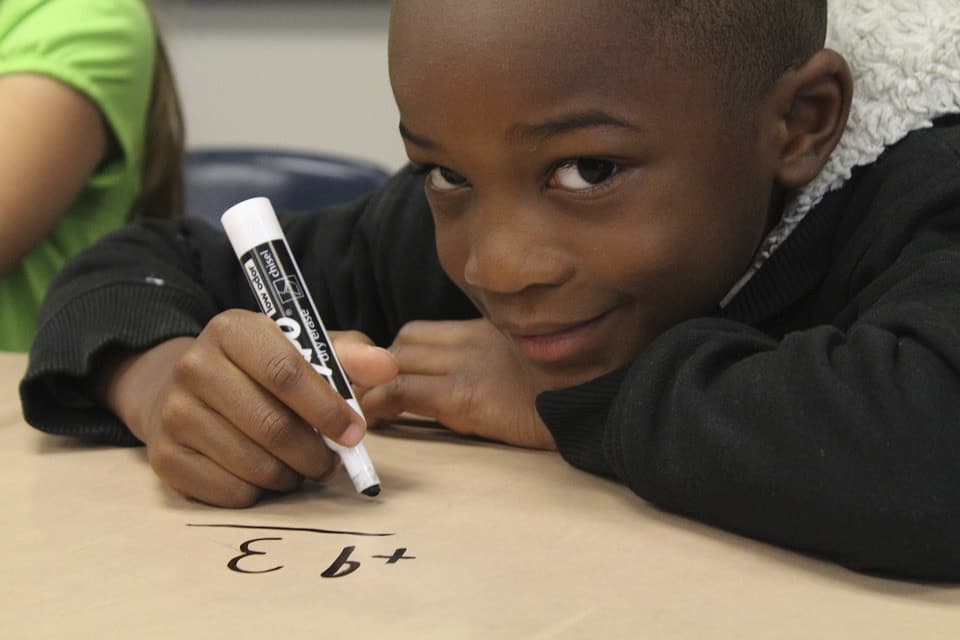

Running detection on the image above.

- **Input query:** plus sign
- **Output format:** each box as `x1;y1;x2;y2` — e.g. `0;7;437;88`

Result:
372;547;416;564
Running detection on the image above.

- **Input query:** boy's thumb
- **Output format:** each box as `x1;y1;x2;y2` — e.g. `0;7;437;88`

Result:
338;343;399;387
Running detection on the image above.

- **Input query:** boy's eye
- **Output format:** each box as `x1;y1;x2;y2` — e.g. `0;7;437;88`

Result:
427;166;469;192
550;158;618;191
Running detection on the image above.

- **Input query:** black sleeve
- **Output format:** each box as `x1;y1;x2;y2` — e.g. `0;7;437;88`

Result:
20;166;476;445
538;125;960;581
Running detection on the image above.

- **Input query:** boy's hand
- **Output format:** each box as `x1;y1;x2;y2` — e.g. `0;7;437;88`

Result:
360;319;556;451
100;309;397;507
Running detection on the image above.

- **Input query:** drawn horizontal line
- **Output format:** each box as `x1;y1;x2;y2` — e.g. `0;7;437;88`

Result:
187;523;394;537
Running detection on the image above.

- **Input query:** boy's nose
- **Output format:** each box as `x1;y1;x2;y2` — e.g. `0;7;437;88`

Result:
462;203;572;294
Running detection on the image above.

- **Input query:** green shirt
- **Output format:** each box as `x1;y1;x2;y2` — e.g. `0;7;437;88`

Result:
0;0;155;351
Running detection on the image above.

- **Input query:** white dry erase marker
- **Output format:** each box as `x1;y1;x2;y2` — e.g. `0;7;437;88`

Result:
221;197;381;497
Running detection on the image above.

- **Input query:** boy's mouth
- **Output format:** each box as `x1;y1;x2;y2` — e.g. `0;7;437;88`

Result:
501;310;613;365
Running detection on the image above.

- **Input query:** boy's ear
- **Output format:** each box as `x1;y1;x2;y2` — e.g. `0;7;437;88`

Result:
763;49;853;189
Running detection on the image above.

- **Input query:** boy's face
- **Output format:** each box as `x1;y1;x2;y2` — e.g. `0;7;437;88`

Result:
390;1;776;391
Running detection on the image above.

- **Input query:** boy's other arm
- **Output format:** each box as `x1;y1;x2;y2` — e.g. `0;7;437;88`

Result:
0;74;107;273
361;318;557;450
539;129;960;581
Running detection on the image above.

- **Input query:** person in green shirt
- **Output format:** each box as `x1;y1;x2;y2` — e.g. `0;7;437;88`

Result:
0;0;184;351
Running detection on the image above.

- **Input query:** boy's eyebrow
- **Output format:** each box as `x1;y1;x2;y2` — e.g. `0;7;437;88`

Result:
398;122;436;149
508;109;644;142
398;110;644;149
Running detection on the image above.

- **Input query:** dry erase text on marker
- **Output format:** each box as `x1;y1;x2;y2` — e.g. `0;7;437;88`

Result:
275;316;334;378
299;306;322;344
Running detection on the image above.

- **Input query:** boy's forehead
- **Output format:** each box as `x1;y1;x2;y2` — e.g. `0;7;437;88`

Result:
389;1;674;109
389;1;652;64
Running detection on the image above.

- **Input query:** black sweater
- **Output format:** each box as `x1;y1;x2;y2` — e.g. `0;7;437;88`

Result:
21;117;960;581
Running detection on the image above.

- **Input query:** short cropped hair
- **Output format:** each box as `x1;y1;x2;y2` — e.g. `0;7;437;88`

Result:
647;0;828;104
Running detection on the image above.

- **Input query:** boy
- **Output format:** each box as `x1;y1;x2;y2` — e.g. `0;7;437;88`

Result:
21;1;960;580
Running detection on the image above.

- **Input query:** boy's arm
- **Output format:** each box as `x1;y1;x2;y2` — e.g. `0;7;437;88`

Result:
20;215;234;444
20;168;475;445
538;125;960;581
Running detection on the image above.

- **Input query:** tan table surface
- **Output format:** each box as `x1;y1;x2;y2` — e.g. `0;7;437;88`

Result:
1;350;958;639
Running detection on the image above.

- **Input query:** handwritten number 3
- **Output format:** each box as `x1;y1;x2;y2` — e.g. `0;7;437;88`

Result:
228;537;284;574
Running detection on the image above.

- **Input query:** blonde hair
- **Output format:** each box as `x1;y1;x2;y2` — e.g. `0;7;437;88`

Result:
131;6;185;220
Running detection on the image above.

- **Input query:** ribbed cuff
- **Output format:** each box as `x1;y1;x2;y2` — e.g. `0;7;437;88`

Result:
535;367;628;478
20;281;216;444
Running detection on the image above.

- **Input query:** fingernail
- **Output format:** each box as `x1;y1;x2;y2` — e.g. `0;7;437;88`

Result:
340;419;365;447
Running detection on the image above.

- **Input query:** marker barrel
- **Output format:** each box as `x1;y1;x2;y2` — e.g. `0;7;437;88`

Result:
221;197;381;497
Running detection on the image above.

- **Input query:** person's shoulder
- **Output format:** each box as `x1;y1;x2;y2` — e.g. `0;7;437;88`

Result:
305;164;427;223
849;115;960;202
0;0;152;40
0;0;154;72
885;115;960;168
0;0;157;169
371;164;429;209
815;115;960;245
279;165;429;246
912;114;960;159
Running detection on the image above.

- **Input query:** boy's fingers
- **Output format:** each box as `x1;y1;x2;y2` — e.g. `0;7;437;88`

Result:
334;340;399;387
148;440;266;508
388;342;459;376
362;374;457;430
165;395;313;489
330;330;376;347
189;357;338;482
211;311;363;446
393;319;490;347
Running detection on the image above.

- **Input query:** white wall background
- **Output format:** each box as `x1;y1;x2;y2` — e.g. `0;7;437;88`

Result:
152;1;406;170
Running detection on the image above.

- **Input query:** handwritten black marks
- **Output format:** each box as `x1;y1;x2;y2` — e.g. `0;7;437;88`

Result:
187;523;415;578
228;537;284;574
372;547;416;564
185;523;393;537
321;545;361;578
318;545;417;577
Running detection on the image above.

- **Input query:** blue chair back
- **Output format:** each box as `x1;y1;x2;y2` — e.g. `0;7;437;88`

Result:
184;148;392;222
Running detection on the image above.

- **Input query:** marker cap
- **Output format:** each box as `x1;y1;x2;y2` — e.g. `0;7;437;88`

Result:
220;197;284;258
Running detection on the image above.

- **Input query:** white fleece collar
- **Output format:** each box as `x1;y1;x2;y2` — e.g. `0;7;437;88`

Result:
721;0;960;307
